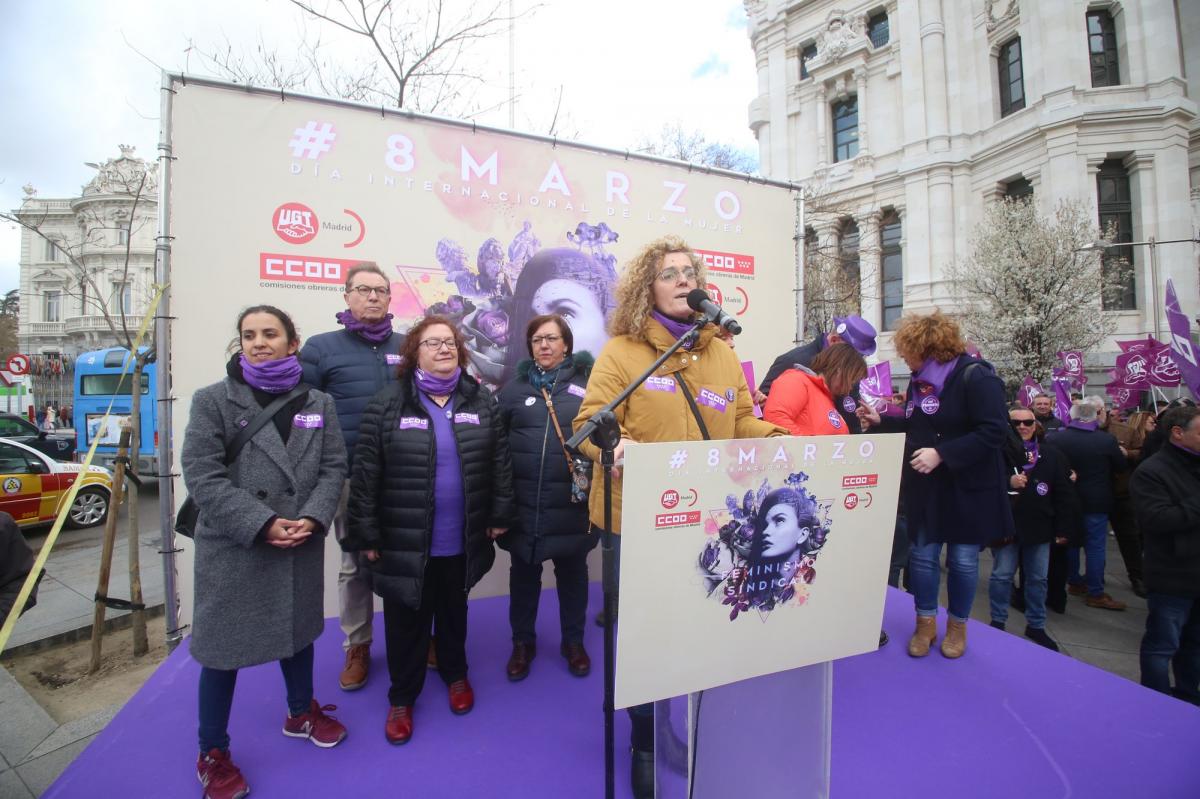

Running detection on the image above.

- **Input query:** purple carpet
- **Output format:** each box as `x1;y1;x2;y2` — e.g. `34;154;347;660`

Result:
45;587;1200;797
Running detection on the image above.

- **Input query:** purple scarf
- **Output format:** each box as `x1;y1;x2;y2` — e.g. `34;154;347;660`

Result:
239;354;302;393
651;310;698;349
912;356;961;397
415;367;461;395
1021;439;1040;472
1170;441;1200;457
1066;419;1099;432
336;309;395;344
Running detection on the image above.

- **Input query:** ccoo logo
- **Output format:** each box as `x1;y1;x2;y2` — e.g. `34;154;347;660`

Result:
273;202;318;244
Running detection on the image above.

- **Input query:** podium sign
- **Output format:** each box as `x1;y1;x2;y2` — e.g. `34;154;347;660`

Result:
615;434;904;710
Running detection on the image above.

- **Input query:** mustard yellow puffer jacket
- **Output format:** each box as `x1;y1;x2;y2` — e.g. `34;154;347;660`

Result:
573;319;785;533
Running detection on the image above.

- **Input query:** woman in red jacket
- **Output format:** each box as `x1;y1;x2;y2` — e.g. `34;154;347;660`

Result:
762;343;867;436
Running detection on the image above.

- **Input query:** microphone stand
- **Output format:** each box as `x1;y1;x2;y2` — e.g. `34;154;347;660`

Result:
566;317;711;799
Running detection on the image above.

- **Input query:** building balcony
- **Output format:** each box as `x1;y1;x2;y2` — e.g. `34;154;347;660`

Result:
28;321;65;337
64;315;142;336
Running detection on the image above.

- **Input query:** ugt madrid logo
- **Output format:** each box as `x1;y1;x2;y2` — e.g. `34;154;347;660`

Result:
273;202;318;244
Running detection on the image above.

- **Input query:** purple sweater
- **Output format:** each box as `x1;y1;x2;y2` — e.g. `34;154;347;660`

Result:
420;392;466;557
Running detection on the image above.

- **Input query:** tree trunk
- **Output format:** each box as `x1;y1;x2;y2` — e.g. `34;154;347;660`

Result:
89;427;129;673
126;355;148;655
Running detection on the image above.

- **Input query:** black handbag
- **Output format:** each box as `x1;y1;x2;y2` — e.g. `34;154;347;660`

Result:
174;386;309;538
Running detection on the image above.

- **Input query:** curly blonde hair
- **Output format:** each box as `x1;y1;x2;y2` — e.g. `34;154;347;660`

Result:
892;310;967;364
607;236;707;340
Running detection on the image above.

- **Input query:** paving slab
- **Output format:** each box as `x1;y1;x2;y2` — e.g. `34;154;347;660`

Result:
0;666;56;767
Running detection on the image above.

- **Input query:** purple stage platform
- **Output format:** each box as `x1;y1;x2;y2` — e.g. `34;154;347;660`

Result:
45;586;1200;798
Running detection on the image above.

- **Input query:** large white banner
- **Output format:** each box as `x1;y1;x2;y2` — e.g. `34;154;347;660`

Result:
615;434;904;709
166;77;799;625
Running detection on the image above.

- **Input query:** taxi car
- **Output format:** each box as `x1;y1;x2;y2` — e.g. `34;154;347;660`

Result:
0;437;113;529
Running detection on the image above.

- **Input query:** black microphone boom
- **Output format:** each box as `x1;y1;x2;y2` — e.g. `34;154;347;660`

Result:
686;288;742;335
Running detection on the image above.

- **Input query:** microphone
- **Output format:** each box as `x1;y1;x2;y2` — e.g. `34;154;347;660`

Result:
687;289;742;335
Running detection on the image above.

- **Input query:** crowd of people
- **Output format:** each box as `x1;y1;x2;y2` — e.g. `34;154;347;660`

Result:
179;244;1199;799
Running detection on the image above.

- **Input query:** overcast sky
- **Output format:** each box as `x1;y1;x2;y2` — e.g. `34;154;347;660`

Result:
0;0;759;294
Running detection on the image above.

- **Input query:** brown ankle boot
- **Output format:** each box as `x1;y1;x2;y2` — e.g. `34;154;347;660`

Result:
941;619;967;659
907;616;937;657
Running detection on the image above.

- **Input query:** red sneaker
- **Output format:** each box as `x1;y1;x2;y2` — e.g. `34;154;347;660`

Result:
197;748;249;799
385;705;414;745
282;699;347;748
448;678;474;715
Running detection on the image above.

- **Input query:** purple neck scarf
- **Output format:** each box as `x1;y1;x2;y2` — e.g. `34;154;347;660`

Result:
336;309;395;344
239;354;302;393
912;356;961;397
1021;439;1040;472
651;310;698;349
1171;441;1200;457
415;367;461;395
1067;419;1099;432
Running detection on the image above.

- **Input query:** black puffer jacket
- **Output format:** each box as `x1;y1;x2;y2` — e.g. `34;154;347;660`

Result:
497;353;597;564
344;372;515;609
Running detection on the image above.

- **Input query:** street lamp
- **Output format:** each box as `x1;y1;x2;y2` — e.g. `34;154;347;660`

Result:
1078;235;1200;342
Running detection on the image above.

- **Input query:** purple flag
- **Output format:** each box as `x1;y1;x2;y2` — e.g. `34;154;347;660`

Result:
1056;350;1086;389
1104;379;1141;411
1018;376;1044;408
1165;279;1200;400
1050;369;1072;422
859;361;902;417
1114;351;1153;389
1146;343;1181;387
1116;336;1157;353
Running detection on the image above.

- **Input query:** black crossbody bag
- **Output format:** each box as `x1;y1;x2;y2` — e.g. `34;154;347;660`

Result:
174;386;309;538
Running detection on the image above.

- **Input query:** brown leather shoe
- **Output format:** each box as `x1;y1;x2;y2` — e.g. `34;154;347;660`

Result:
1085;593;1127;611
907;616;937;658
384;705;413;745
506;642;536;681
448;678;474;715
561;642;591;677
940;619;967;659
339;644;370;691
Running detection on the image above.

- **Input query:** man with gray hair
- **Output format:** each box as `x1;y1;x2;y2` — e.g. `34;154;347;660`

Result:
300;262;403;690
1048;395;1128;610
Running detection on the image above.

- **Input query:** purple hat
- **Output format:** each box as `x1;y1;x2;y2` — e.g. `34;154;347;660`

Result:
830;315;877;357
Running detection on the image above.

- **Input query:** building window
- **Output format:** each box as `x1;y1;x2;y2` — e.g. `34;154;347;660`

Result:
44;239;60;262
868;12;889;48
800;42;817;80
111;282;133;315
1096;158;1135;311
840;220;861;313
998;38;1025;117
44;291;61;323
79;280;89;314
117;225;129;246
1004;177;1033;201
880;211;903;330
1087;10;1120;87
832;97;859;162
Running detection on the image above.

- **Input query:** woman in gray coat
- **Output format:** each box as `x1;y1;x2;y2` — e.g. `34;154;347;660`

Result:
181;305;348;799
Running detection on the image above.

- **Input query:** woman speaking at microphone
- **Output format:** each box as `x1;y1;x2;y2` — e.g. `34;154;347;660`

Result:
572;236;784;799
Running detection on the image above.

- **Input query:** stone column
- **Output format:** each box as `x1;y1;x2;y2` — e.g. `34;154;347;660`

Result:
816;84;829;169
855;69;870;157
918;0;949;152
1126;152;1158;337
858;209;883;330
927;165;955;298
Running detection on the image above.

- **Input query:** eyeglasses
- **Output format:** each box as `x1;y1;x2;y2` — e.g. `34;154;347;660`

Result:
349;286;391;297
531;334;563;346
656;266;698;283
419;338;458;351
1010;419;1036;427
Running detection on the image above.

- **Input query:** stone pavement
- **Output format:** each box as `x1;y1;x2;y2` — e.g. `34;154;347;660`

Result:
0;520;1159;796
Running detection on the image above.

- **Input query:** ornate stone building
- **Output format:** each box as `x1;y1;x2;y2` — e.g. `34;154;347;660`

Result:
745;0;1199;372
16;146;159;362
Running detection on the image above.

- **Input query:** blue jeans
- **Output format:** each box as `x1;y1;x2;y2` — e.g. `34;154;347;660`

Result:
989;542;1050;628
1067;513;1109;596
198;643;314;753
909;531;979;622
1140;593;1200;705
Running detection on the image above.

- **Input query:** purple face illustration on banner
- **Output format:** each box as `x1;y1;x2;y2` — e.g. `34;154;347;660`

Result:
1115;352;1151;389
1148;344;1182;387
697;475;833;621
1019;376;1044;408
